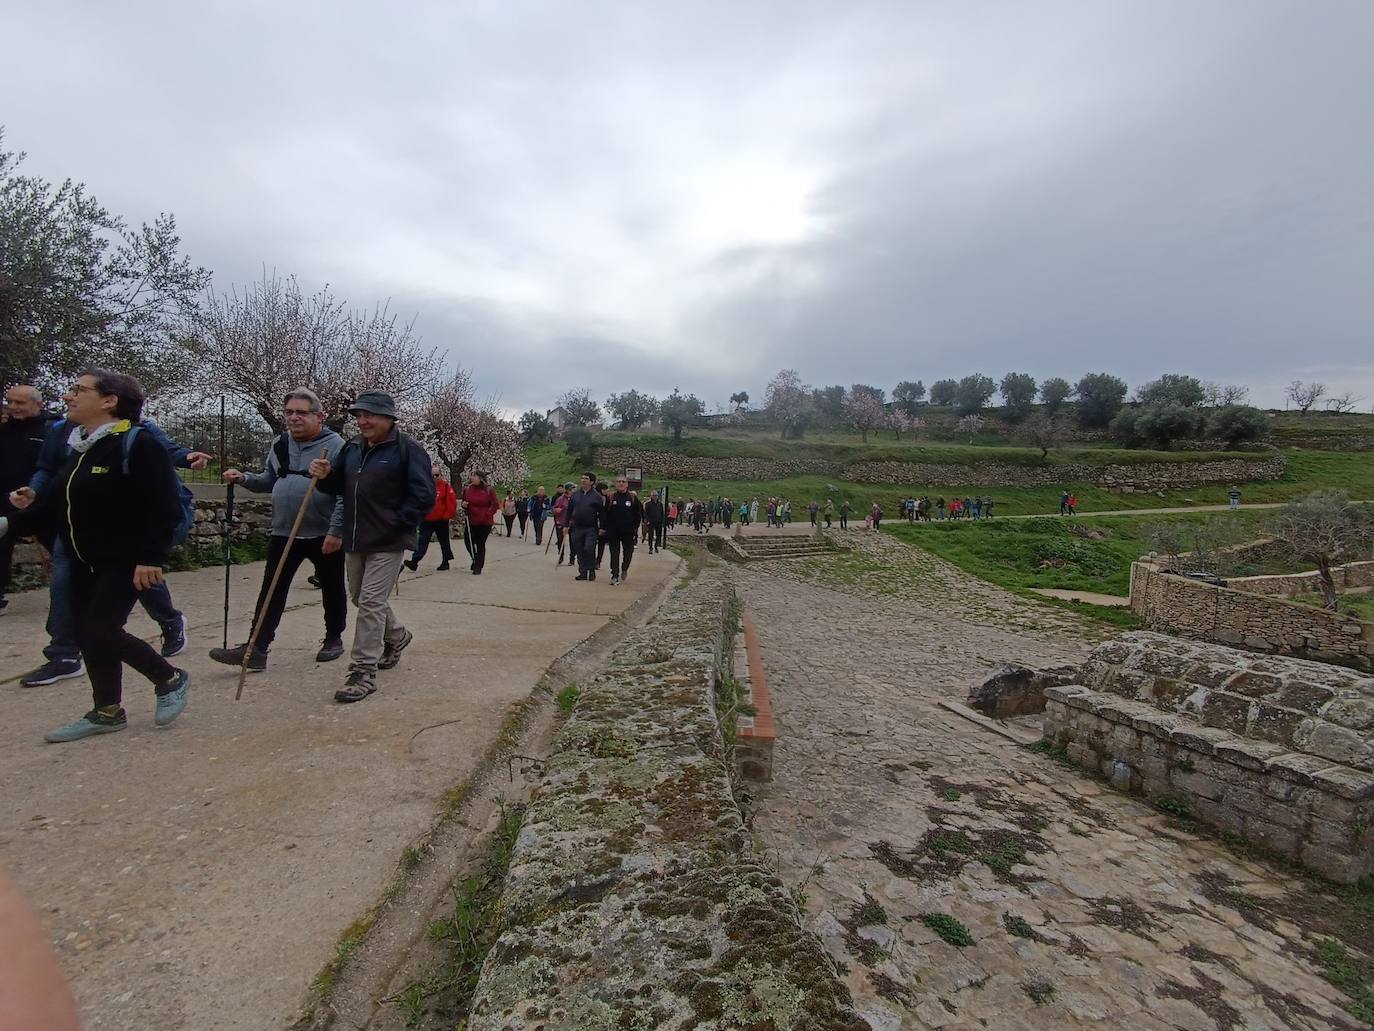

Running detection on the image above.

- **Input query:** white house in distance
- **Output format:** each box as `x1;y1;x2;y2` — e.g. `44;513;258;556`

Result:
546;406;605;434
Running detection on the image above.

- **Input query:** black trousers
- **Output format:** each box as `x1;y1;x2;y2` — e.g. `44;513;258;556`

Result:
413;520;455;566
253;535;347;648
70;561;176;708
517;512;528;536
609;531;636;577
533;516;546;545
0;533;13;598
502;514;515;536
470;523;493;571
570;526;597;575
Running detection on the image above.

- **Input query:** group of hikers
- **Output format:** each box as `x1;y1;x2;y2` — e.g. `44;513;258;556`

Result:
0;375;450;738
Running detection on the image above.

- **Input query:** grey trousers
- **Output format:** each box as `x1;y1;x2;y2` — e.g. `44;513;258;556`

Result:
345;550;407;673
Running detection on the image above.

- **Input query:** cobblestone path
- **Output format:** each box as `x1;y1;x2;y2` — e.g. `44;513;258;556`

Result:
734;531;1365;1030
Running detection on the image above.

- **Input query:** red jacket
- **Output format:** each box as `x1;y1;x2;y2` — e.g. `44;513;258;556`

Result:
461;483;500;527
426;479;458;522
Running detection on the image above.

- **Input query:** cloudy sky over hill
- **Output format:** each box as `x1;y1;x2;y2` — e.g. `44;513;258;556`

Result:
5;0;1371;413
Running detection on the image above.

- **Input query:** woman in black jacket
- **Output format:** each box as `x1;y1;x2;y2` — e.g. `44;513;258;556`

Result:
0;370;190;743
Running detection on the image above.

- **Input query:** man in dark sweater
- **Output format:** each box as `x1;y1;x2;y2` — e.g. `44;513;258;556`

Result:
565;472;605;581
605;476;644;585
309;391;434;702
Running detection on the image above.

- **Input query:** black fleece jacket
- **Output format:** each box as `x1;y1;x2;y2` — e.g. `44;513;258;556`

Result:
604;490;643;535
6;423;181;567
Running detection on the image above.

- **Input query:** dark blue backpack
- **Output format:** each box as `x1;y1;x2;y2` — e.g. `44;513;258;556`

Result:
121;426;197;546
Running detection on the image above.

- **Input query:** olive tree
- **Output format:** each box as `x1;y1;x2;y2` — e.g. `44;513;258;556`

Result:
1267;492;1373;610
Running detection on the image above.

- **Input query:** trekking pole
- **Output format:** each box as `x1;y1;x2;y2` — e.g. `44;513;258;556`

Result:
236;479;317;701
222;483;235;649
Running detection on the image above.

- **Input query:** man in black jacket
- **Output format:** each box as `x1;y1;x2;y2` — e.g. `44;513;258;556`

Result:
309;391;435;703
605;476;643;585
643;490;665;554
0;385;58;615
565;472;604;582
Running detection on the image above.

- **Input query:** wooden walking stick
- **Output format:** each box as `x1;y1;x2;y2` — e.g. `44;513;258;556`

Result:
236;479;318;700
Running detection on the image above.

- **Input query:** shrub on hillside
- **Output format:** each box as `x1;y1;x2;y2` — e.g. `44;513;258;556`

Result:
1208;405;1268;448
1111;403;1205;450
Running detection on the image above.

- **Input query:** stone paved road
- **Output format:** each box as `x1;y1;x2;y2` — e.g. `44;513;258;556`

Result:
733;530;1363;1030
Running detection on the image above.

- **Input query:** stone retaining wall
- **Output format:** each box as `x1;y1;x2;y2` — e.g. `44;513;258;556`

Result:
595;446;1285;492
1130;561;1374;663
1042;633;1374;882
189;498;273;542
1225;561;1374;599
467;574;863;1030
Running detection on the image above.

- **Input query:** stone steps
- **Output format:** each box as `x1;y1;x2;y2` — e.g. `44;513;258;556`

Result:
734;535;838;561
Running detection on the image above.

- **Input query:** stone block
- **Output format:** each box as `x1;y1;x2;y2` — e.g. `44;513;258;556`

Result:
1213;738;1290;772
1269;687;1335;720
1223;670;1285;699
1242;816;1301;856
1249;703;1307;748
1199;692;1252;735
1305;815;1356;851
1169;725;1229;756
1188;796;1246;837
1298;842;1374;884
1170;770;1226;802
1308;763;1374;802
1296;722;1374;771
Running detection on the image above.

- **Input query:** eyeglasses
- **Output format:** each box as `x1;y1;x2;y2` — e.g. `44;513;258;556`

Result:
67;383;100;396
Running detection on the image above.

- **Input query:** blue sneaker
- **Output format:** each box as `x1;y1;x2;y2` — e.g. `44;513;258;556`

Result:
45;708;127;743
155;669;191;726
160;614;187;658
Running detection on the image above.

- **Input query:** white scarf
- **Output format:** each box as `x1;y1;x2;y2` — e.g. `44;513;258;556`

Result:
68;419;126;453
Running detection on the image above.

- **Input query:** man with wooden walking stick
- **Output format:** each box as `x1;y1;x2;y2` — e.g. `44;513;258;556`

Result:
309;391;434;703
209;388;349;674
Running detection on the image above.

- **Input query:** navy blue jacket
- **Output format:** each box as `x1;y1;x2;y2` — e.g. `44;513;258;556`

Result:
315;428;435;553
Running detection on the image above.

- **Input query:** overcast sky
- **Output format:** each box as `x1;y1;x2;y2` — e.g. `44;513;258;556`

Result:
5;0;1372;414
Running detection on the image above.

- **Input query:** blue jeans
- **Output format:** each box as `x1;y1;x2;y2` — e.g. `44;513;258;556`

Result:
46;538;182;663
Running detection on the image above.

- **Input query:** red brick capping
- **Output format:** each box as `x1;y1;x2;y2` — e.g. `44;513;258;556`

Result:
737;611;777;782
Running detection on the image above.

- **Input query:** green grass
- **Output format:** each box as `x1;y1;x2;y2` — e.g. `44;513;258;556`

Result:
885;510;1273;597
923;912;976;947
1291;592;1374;621
555;683;581;714
520;431;1372;520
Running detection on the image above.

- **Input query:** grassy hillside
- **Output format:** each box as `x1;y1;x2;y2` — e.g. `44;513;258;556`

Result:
520;431;1371;517
583;430;1254;467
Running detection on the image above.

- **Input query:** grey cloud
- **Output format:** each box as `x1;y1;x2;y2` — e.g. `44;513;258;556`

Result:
4;0;1371;410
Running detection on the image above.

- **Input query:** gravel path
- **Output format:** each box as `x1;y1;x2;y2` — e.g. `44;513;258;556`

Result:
731;530;1363;1030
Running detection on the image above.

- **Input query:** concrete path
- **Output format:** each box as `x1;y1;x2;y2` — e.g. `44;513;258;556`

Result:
0;529;679;1031
732;530;1363;1030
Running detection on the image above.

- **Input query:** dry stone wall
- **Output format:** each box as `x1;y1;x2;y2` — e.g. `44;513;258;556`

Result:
596;446;1285;491
467;573;863;1030
1130;561;1374;663
1043;632;1374;882
1225;561;1374;599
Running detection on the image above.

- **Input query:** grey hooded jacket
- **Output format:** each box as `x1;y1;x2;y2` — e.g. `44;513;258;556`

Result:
242;430;345;538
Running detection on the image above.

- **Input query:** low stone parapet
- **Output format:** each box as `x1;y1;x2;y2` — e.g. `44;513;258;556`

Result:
1044;684;1374;882
1130;562;1373;665
467;574;863;1029
1040;632;1374;882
